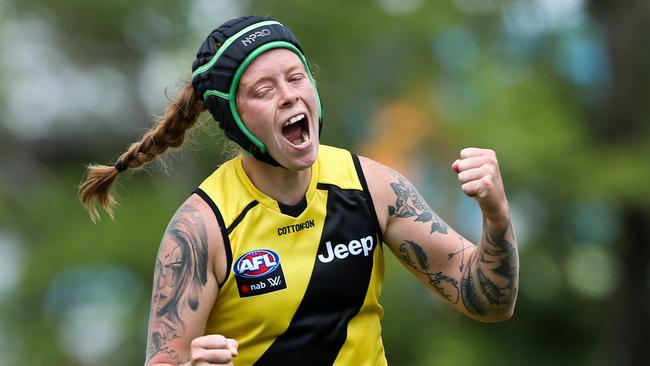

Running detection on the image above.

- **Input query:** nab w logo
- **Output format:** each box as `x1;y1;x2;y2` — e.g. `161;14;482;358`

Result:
233;249;287;298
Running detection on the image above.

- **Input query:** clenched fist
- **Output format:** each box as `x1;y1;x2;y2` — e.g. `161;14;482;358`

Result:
451;147;510;226
189;334;238;366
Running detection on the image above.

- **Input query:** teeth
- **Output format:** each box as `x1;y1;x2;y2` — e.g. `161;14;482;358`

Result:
283;113;305;127
290;114;304;124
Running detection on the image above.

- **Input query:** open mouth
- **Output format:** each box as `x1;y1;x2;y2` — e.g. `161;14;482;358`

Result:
281;113;310;147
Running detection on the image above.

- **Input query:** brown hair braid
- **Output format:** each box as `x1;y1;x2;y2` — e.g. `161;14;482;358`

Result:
78;83;207;222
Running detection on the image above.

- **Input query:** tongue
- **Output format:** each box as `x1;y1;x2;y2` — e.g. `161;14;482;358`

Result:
282;123;303;144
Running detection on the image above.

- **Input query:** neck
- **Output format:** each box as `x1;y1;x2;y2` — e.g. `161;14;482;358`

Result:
241;154;312;205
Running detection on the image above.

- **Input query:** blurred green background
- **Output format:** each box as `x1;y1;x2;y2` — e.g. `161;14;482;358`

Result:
1;0;649;365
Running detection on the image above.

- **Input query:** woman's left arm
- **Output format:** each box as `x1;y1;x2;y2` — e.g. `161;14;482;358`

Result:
360;148;519;322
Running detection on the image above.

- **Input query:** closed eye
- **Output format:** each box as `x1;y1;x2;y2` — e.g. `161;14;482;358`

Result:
253;86;274;98
289;73;306;83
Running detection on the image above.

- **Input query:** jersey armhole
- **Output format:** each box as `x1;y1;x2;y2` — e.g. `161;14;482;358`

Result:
193;188;232;287
351;153;385;245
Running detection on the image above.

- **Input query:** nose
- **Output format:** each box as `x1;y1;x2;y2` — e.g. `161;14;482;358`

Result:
277;82;299;108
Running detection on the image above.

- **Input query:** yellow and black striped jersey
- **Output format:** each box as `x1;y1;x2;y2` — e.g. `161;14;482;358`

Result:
194;145;387;365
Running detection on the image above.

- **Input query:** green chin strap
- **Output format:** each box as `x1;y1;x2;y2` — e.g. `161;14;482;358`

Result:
202;41;322;155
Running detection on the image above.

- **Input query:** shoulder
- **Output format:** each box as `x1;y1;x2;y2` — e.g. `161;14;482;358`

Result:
354;155;403;234
197;157;239;191
356;155;408;205
356;155;392;179
170;194;219;231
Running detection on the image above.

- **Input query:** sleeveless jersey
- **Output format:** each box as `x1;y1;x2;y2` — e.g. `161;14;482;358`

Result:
194;145;387;366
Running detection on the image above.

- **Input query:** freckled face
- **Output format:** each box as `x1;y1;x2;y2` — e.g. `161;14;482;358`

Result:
236;49;319;171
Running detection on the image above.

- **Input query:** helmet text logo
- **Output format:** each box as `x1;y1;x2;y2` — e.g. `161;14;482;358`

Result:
241;29;272;47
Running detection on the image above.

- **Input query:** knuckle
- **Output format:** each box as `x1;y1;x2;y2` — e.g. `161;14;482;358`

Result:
215;334;227;342
207;334;227;347
480;148;495;157
482;175;494;188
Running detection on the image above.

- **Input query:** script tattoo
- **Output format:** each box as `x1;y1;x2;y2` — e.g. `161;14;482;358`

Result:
387;173;449;235
146;204;209;363
460;221;518;316
398;240;459;303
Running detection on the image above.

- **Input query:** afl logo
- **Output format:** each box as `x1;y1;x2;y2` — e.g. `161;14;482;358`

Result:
234;249;280;278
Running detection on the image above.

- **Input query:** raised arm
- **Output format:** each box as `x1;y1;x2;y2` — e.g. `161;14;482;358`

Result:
145;195;238;366
360;148;519;322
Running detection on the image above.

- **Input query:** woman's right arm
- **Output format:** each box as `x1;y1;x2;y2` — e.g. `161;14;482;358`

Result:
145;194;238;366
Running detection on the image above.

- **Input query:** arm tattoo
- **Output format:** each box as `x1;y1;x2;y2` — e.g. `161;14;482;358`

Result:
461;270;484;315
460;221;518;316
448;237;472;273
146;204;209;363
387;173;449;235
398;240;460;303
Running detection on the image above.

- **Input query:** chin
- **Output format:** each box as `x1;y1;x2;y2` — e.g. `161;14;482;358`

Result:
278;143;319;171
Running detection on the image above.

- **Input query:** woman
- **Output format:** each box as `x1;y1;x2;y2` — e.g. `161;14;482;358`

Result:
79;15;518;366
